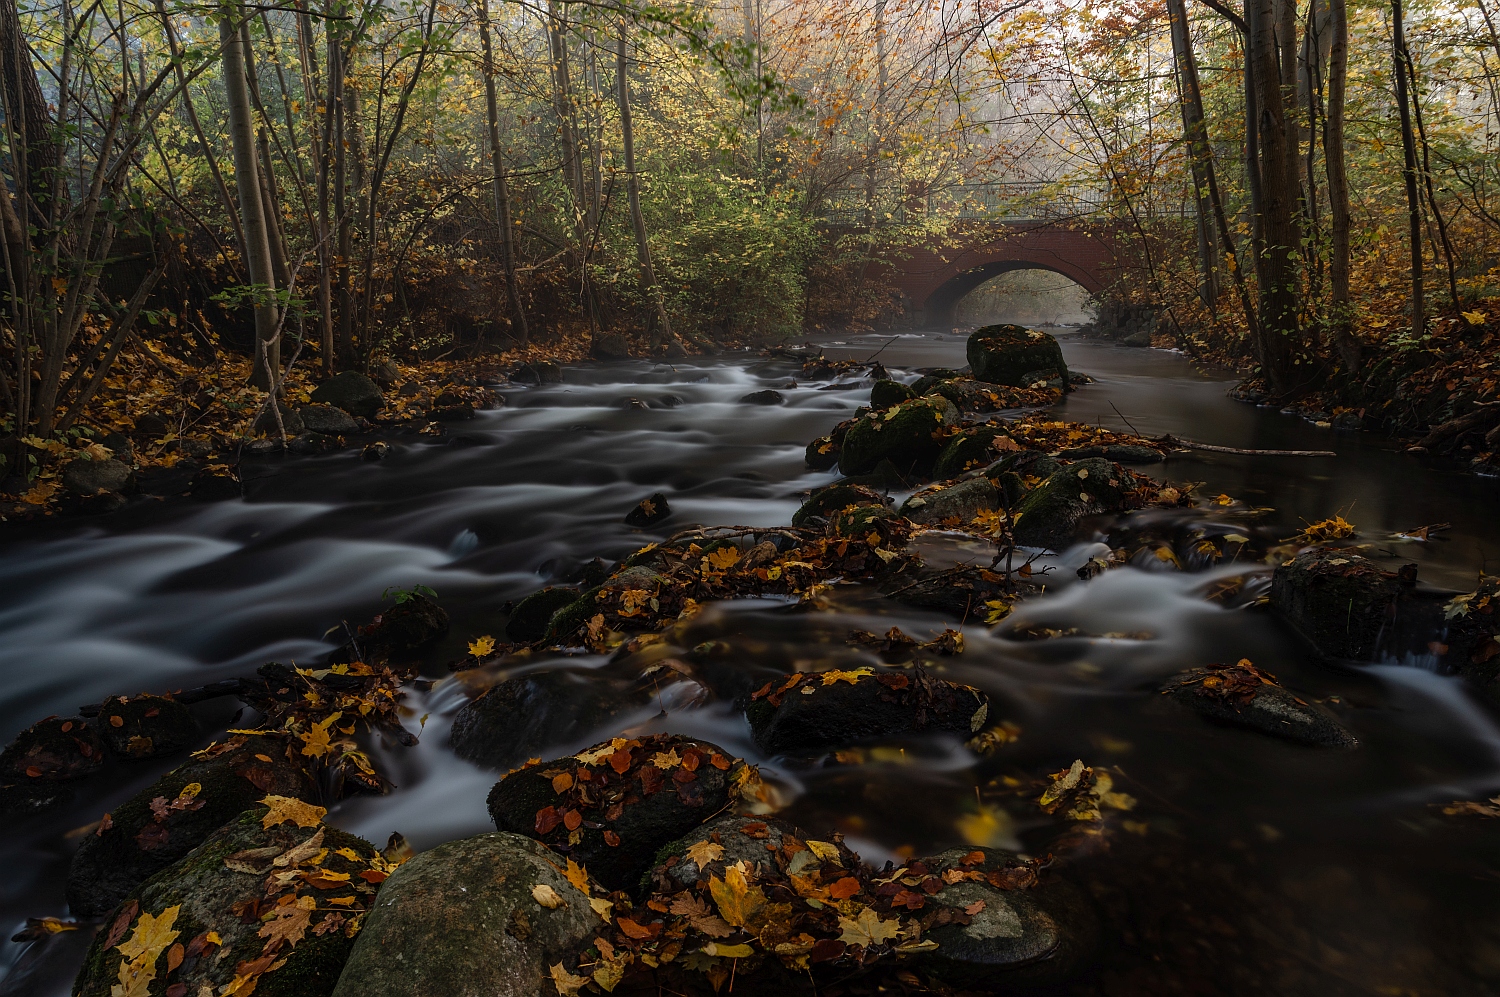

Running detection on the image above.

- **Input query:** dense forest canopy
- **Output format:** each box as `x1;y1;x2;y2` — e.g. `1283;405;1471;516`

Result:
0;0;1497;461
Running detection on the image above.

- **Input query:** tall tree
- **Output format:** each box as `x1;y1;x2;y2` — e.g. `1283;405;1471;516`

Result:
1391;0;1424;337
475;0;529;344
1248;0;1300;392
616;21;674;350
1323;0;1359;368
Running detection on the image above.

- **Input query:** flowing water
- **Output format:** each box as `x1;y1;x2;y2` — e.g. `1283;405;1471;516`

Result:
4;331;1500;995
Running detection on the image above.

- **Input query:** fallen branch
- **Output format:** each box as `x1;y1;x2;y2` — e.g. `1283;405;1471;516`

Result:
1157;434;1337;457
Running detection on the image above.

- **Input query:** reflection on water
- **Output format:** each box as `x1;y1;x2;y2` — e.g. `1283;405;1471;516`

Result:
4;333;1500;995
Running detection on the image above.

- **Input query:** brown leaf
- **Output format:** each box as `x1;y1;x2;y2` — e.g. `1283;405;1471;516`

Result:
616;917;661;940
535;806;561;834
828;877;860;899
667;895;733;937
105;902;141;950
135;823;170;852
258;896;315;953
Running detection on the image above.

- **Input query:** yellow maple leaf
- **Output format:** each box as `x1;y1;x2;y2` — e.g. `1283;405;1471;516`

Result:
685;840;724;867
21;480;58;505
820;667;872;686
1462;309;1488;326
112;905;181;997
549;962;591;996
705;546;740;570
651;749;682;769
468;635;496;658
708;865;767;927
837;907;900;948
299;712;342;758
564;859;590;893
805;840;841;862
259;795;326;829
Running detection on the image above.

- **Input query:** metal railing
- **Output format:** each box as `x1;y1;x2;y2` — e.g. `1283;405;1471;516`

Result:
818;181;1109;227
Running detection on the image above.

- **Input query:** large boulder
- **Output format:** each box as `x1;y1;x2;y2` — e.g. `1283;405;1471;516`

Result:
932;426;1014;479
73;804;383;997
791;484;888;527
330;832;600;997
299;402;360;435
869;379;916;409
592;333;633;360
1269;548;1420;661
487;733;743;892
312;372;385;419
1011;458;1136;551
967;325;1070;387
449;670;644;770
62;457;133;495
899;477;999;526
838;395;959;477
67;733;317;916
744;667;990;755
96;694;200;760
1160;661;1358;748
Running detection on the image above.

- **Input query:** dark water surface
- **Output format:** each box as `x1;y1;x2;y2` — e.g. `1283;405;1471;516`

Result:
4;332;1500;995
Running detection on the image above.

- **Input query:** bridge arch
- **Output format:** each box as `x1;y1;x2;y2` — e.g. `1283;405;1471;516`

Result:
922;258;1105;329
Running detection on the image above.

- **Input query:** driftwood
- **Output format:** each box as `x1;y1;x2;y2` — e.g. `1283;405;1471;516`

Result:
1157;434;1337;457
1411;400;1500;452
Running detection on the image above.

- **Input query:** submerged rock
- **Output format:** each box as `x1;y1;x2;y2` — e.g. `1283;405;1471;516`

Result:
67;733;317;916
791;484;888;527
899;477;999;526
330;832;598;997
1269;548;1419;661
312;371;385;418
838;395;959;477
506;587;583;644
1160;661;1358;748
740;389;785;405
624;492;671;528
744;667;990;755
449;669;642;770
1012;458;1136;551
189;465;241;501
97;695;200;759
968;325;1070;387
73;806;382;997
487;733;742;892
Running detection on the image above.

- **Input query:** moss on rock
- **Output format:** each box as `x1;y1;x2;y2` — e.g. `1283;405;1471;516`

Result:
838;395;959;477
97;695;199;760
1011;458;1136;551
967;325;1069;387
505;587;582;644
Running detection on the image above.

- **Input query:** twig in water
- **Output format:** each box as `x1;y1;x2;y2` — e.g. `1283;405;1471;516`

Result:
861;336;899;364
1158;434;1336;457
1109;400;1143;437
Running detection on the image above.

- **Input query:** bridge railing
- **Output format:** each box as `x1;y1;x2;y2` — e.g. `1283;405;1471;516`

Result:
817;181;1109;227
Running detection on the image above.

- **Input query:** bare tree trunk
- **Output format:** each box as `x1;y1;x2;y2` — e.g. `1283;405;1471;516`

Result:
616;23;674;350
475;0;528;344
862;0;888;227
0;0;57;222
1403;49;1460;308
1324;0;1359;369
297;1;335;373
549;1;601;333
1249;0;1299;393
1167;0;1218;307
220;4;281;389
1391;0;1423;337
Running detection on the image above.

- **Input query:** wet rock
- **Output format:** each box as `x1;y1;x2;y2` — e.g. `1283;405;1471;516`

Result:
1269;548;1420;660
137;459;200;496
450;669;642;770
544;587;604;644
289;432;339;455
1054;443;1163;464
968;325;1070;387
506;587;584;643
67;733;317;916
312;371;385;419
1012;458;1136;551
744;667;990;755
592;333;633;360
189;465;241;501
252;402;306;437
900;477;999;526
487;733;742;892
509;362;541;384
650;812;820;894
838;395;960;477
62;456;134;495
805;435;840;471
97;695;200;759
371;358;401;386
917;847;1098;986
59;489;129;515
0;716;105;782
133;413;171;438
95;431;135;463
355;593;449;663
73;806;380;997
624;492;671;528
300;402;359;435
430;403;475;421
740;389;785;405
534;360;564;383
933;427;1013;479
1443;578;1500;696
829;503;902;538
881;563;1017;620
1160;663;1358;748
986;450;1063;481
0;779;76;816
792;484;888;527
870;379;916;409
1332;410;1363;431
361;441;391;461
330;832;598;997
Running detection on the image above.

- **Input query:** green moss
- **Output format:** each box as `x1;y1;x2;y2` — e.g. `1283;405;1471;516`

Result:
933;428;1009;480
805;435;839;470
792;484;886;526
544;586;602;642
1011;458;1132;551
838;395;959;477
869;380;916;410
506;587;581;643
967;325;1069;387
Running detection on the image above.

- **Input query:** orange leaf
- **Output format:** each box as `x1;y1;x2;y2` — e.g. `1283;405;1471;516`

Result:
616;917;660;940
828;877;860;899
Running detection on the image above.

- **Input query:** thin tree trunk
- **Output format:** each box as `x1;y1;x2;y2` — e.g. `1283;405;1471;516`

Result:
616;23;674;350
1403;48;1460;308
1249;0;1299;393
220;4;280;389
0;0;57;221
1324;0;1359;368
1391;0;1423;337
476;0;528;344
1167;0;1218;307
549;0;600;333
297;1;335;373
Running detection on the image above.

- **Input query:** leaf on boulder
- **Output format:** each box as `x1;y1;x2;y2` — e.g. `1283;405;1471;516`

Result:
685;840;724;867
532;884;565;909
259;795;326;829
709;865;767;928
836;907;899;949
257;896;315;953
112;904;181;997
549;962;591;996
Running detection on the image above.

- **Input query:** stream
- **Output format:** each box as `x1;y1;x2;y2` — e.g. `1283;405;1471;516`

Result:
4;331;1500;995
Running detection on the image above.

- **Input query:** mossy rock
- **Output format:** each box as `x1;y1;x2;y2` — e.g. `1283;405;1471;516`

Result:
792;484;888;527
449;669;645;770
986;450;1063;482
829;504;902;537
1;715;105;782
349;594;449;663
1444;577;1500;698
933;427;1011;480
1160;667;1358;748
67;734;317;917
73;807;380;997
330;833;599;997
805;435;840;470
838;395;959;477
97;695;199;760
992;471;1028;509
869;379;916;410
899;478;1000;526
967;325;1069;387
543;586;603;643
911;369;967;394
1268;549;1418;661
487;733;741;893
505;587;582;644
743;668;989;755
1011;459;1135;551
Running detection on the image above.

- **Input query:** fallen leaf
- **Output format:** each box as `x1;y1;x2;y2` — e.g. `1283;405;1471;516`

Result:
709;865;767;928
685;840;724;867
113;905;181;997
564;859;590;893
533;884;565;909
260;796;326;829
548;962;591;996
617;917;660;940
837;907;900;948
258;896;315;952
468;635;496;658
703;942;754;957
668;895;733;937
